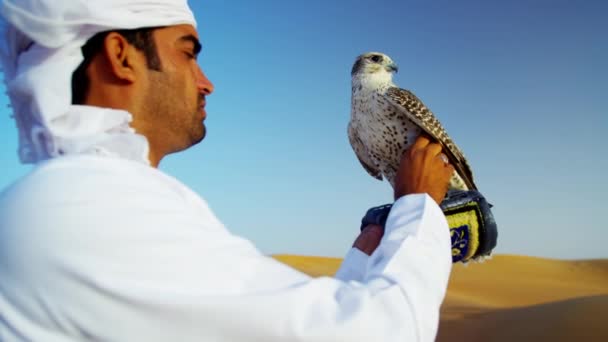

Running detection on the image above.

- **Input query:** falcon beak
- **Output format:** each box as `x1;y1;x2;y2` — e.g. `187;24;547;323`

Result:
386;62;399;73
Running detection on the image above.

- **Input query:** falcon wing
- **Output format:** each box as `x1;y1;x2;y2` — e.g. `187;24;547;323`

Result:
384;87;477;190
348;121;383;181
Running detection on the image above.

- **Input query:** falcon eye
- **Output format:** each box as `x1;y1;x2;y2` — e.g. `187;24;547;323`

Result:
370;55;383;63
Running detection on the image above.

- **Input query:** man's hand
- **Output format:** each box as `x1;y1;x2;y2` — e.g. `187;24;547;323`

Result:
352;136;453;256
353;224;383;256
393;135;454;204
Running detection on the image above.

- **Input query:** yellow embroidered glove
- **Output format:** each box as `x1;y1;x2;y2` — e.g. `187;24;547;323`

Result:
360;190;498;263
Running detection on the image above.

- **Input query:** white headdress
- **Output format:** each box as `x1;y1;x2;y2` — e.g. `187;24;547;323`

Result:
0;0;196;164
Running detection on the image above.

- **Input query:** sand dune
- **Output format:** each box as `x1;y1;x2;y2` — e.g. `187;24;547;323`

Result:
273;254;608;341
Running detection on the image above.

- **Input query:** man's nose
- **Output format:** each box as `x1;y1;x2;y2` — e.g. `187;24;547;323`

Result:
196;68;214;95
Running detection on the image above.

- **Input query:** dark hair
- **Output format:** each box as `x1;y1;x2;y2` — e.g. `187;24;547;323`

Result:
71;28;162;104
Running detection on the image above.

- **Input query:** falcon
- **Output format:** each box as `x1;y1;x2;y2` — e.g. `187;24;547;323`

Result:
348;52;476;191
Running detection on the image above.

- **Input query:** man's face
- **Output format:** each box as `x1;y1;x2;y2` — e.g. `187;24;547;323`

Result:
143;24;214;153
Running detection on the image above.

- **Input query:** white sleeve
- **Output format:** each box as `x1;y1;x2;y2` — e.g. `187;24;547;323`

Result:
188;193;451;342
335;247;369;282
0;162;452;342
334;194;452;339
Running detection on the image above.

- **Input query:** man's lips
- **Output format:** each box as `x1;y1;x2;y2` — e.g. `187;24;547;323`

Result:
199;102;207;119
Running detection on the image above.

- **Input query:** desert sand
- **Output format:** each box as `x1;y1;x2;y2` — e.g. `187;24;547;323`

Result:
274;254;608;341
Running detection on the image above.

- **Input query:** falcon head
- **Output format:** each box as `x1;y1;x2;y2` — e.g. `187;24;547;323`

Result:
351;52;398;89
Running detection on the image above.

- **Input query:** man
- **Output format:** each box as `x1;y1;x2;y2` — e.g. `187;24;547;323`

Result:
0;1;455;341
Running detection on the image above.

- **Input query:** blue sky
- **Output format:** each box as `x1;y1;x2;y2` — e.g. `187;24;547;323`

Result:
1;0;606;259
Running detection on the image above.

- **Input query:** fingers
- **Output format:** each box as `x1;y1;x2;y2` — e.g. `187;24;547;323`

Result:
425;143;442;157
411;134;432;150
409;135;441;155
436;151;454;176
409;135;453;171
395;134;455;203
446;163;455;174
353;224;384;255
437;153;455;180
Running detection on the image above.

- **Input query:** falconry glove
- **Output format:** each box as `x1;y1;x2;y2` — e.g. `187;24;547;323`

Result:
360;190;498;263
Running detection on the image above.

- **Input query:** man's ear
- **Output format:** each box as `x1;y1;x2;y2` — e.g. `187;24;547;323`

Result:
102;32;141;83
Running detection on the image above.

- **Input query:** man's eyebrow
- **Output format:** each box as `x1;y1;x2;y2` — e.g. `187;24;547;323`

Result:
179;35;202;55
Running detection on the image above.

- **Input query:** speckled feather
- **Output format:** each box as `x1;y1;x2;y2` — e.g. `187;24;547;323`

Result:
349;52;476;191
